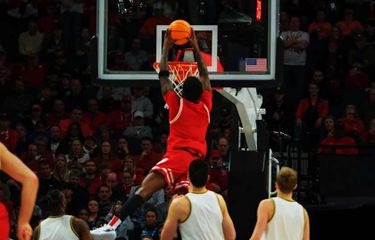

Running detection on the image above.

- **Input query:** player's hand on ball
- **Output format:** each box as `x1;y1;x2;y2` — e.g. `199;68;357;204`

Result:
17;222;33;240
163;30;175;49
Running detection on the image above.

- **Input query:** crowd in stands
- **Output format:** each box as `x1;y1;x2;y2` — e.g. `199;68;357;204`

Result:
0;0;374;239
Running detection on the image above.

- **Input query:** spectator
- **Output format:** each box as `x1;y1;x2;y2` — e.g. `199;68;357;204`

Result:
364;118;375;145
318;121;358;155
46;98;69;128
83;135;99;158
97;85;120;113
23;104;44;131
308;10;333;41
281;16;310;103
97;185;113;218
18;20;44;56
49;125;69;155
347;31;375;73
107;96;133;135
93;141;122;174
87;199;102;230
21;54;46;89
83;98;108;131
65;139;90;168
264;88;293;135
359;88;375;125
339;103;366;141
0;113;19;153
37;160;61;201
320;115;336;140
15;122;28;155
80;160;102;196
124;39;148;71
123;111;153;153
37;4;59;34
63;79;90;111
140;208;161;240
116;136;130;160
132;87;154;120
216;136;230;167
137;137;163;174
106;172;122;202
336;8;364;37
2;78;34;120
59;107;93;138
53;154;70;183
295;82;329;146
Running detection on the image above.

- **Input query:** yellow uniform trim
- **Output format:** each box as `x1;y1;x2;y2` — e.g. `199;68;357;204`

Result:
70;217;80;238
268;198;275;223
180;196;191;223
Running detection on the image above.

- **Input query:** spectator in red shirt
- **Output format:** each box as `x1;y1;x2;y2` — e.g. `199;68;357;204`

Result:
137;137;163;174
46;98;70;127
59;107;94;138
339;104;366;141
80;160;102;196
83;98;108;131
318;121;359;155
21;54;46;89
107;96;133;135
0;113;19;153
207;149;228;198
344;62;369;91
308;10;333;41
364;118;375;145
37;4;59;34
295;82;329;145
336;8;364;37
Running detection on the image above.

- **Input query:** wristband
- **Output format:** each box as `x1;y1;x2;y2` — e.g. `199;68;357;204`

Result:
158;70;170;78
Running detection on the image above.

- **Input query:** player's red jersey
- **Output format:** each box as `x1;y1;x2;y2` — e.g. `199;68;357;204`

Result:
0;202;9;238
163;90;212;157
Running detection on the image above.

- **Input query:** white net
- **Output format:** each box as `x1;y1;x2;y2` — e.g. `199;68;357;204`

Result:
154;62;199;97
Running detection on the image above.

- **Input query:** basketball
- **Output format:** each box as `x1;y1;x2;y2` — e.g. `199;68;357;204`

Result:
168;20;192;45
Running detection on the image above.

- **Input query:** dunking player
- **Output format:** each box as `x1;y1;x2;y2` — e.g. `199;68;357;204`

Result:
91;28;212;238
0;142;39;240
161;159;236;240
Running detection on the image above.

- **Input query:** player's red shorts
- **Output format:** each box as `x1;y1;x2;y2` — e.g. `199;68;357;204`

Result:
0;202;10;238
151;149;202;191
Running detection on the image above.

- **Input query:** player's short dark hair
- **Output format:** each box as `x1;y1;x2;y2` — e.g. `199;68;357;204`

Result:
183;76;203;102
189;159;208;188
46;190;64;214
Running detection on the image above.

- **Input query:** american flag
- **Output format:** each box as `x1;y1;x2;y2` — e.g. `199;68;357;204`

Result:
245;58;267;72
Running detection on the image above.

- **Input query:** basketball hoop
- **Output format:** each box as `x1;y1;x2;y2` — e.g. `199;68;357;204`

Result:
153;61;199;97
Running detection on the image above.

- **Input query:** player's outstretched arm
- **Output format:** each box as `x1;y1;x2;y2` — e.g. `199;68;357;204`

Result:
160;30;174;96
189;28;211;92
0;143;39;240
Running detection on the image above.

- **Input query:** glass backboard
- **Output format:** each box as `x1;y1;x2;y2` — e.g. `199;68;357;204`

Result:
93;0;281;87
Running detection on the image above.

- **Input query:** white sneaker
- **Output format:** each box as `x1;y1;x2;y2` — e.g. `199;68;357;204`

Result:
90;225;117;240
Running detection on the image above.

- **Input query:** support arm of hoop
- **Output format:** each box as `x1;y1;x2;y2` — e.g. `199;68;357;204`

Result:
217;87;264;151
